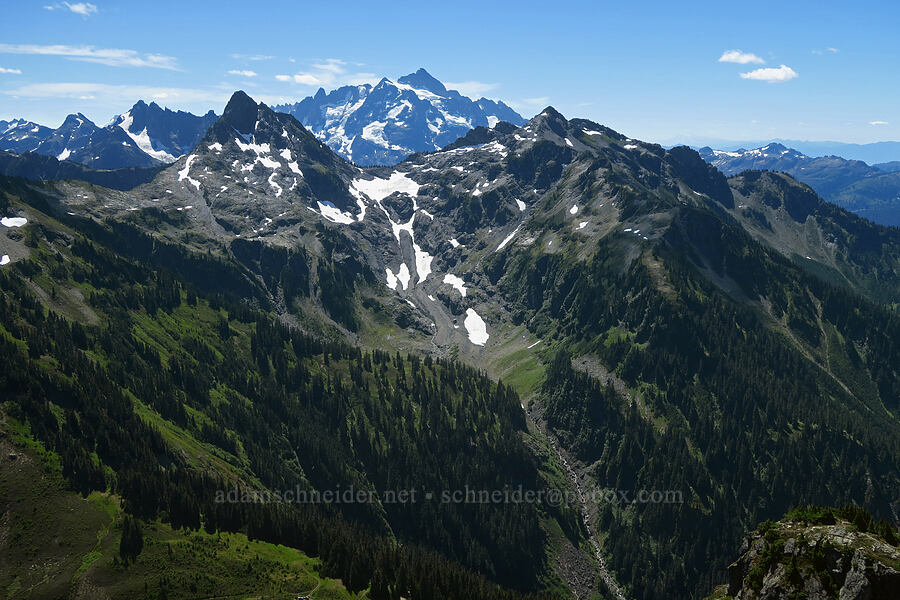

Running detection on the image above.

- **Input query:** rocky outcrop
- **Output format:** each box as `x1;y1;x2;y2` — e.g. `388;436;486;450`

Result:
708;509;900;600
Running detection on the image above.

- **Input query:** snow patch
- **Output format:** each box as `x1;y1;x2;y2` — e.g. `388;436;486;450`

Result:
570;205;579;215
516;199;526;211
352;171;420;203
0;255;9;266
396;263;411;290
1;216;28;227
464;308;489;346
268;172;283;197
413;242;433;284
317;201;355;224
118;112;177;162
496;226;520;252
177;155;201;190
57;148;71;161
443;273;467;297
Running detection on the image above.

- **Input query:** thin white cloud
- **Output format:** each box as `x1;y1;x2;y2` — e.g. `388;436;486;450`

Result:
231;53;274;62
0;43;178;70
739;64;798;83
869;120;889;126
718;50;765;65
312;58;347;74
0;67;22;74
507;97;550;110
444;80;499;97
227;69;257;77
2;82;227;105
45;2;98;16
274;58;377;89
812;47;840;55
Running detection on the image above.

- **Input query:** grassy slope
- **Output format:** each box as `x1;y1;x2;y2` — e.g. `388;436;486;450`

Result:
0;412;357;600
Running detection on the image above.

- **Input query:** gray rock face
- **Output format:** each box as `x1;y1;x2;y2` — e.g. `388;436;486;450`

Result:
722;520;900;600
46;91;900;357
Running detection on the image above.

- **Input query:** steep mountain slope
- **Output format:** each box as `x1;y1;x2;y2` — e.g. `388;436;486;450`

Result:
274;68;525;166
4;91;900;600
0;414;358;600
0;176;575;599
111;99;218;162
698;144;900;226
0;149;165;190
0;118;53;153
30;112;162;169
725;170;900;302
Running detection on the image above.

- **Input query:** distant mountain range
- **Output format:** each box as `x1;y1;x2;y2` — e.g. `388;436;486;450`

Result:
274;68;525;166
1;69;523;171
699;143;900;226
0;102;217;170
670;136;900;165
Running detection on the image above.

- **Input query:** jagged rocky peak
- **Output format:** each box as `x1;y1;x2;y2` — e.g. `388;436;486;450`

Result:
221;90;262;135
60;112;94;129
397;67;448;94
528;105;570;138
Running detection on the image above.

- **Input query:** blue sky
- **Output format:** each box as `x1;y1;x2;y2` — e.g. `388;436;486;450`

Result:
0;0;897;145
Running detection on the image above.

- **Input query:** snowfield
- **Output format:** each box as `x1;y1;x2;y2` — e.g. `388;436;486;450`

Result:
464;309;489;346
1;217;28;227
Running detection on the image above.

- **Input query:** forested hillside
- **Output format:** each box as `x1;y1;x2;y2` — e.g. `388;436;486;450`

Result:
491;204;900;598
0;181;576;599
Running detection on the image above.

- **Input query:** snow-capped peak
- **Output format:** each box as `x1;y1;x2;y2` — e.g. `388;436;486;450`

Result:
274;68;525;166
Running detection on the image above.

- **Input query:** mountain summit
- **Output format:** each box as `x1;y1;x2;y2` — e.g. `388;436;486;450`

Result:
0;101;218;170
111;100;217;162
274;68;525;166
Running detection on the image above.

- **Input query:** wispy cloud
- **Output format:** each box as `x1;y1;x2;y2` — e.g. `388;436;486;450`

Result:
274;58;377;89
507;96;550;110
718;50;765;65
0;67;22;74
739;64;798;83
44;2;98;16
2;82;227;105
227;69;257;77
0;43;178;70
812;47;839;55
231;53;274;62
444;80;499;97
869;120;889;126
